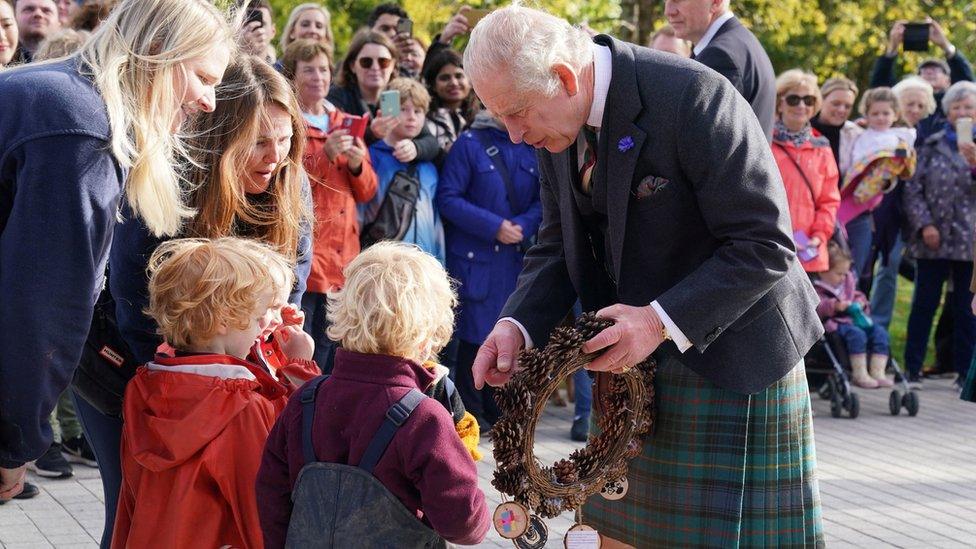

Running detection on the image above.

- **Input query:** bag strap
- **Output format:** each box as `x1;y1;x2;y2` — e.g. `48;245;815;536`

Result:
300;375;331;465
358;389;426;474
774;142;817;205
472;130;523;215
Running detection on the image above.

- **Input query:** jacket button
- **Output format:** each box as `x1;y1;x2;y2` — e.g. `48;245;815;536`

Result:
467;251;474;259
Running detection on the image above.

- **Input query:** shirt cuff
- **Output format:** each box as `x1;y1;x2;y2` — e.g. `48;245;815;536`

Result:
650;300;693;353
497;317;534;349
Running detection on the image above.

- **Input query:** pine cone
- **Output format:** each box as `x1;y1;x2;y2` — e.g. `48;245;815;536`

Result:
553;459;579;484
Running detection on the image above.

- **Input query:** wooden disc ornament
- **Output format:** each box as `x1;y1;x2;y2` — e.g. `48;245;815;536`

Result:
513;515;549;549
564;524;602;549
599;476;628;501
491;312;657;521
493;501;530;539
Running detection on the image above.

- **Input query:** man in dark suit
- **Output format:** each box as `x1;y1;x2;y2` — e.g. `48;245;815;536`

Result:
667;0;776;140
463;5;823;546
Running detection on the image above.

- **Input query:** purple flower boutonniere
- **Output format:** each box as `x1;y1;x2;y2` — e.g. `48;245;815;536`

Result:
618;136;634;153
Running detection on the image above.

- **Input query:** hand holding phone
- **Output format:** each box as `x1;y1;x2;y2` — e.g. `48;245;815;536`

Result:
380;89;401;119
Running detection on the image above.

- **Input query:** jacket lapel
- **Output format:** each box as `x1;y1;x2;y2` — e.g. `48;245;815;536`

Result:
596;36;647;282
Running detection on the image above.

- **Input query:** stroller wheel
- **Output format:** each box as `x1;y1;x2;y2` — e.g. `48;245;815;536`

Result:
847;393;860;419
830;399;843;418
889;390;901;415
903;391;920;416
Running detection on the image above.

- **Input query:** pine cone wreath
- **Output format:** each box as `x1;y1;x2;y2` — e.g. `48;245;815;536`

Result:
490;311;657;519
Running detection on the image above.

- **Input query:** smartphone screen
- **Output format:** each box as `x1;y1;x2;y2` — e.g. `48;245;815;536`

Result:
957;117;973;145
380;89;401;118
396;18;413;37
903;22;930;52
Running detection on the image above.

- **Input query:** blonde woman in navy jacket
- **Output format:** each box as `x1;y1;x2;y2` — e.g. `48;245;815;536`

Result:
435;112;542;429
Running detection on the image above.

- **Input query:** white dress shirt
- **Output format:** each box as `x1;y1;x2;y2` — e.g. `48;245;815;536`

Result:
692;11;735;57
502;42;692;353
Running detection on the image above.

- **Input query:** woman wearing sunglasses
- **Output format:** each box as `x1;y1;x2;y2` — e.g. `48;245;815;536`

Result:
771;69;840;273
328;28;439;164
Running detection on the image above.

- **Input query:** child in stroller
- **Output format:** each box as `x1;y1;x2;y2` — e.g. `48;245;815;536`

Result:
814;242;894;388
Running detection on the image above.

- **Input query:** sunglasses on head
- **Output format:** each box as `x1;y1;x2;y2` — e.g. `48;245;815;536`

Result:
784;94;817;107
357;56;392;70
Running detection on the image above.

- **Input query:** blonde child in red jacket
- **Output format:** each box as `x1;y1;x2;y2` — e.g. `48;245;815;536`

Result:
113;238;318;549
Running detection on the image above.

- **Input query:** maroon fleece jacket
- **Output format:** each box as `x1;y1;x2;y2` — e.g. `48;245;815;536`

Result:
256;349;489;547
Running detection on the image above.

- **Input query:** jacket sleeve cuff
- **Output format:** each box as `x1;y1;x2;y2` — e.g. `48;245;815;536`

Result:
651;301;692;353
497;317;533;349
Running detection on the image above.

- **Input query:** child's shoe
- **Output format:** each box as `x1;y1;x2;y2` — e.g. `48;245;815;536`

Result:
850;354;879;389
869;355;894;388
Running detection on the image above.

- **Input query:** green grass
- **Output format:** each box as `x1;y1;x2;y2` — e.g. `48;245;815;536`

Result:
888;278;941;370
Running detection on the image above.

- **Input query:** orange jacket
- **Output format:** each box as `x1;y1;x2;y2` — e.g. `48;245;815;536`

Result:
772;134;840;273
303;107;378;294
112;353;315;549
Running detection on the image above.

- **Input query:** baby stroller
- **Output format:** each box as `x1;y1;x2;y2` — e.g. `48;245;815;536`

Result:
805;331;918;418
803;224;919;418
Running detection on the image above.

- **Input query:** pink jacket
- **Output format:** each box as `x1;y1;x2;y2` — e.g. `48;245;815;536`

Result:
813;271;869;333
772;133;840;273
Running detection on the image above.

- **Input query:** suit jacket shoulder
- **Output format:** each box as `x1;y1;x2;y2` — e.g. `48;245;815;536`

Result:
696;17;776;139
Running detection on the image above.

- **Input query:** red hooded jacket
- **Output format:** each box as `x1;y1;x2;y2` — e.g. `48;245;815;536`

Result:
112;353;317;549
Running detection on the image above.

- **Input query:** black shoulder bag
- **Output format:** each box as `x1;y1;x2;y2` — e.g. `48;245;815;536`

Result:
71;282;139;417
360;164;421;248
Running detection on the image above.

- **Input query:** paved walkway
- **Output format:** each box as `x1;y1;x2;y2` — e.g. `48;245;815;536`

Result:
1;377;974;548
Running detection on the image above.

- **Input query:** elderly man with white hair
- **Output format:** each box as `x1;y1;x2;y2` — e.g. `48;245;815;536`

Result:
465;4;824;547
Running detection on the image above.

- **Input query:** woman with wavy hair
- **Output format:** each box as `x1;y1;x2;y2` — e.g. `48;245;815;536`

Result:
0;0;233;524
113;54;313;365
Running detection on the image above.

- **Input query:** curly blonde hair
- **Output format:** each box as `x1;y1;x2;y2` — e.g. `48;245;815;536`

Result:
327;242;456;364
146;237;293;350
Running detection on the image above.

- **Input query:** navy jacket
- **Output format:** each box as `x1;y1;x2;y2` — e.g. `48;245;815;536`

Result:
111;199;313;364
694;17;777;141
436;125;542;344
0;60;125;467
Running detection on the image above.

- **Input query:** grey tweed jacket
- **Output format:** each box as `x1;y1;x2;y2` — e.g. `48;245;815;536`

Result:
499;36;822;394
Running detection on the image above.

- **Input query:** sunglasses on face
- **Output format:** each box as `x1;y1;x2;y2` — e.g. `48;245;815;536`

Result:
784;95;817;107
357;56;392;70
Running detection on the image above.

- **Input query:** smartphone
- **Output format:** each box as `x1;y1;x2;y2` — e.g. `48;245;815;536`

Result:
380;89;401;118
957;117;974;146
339;115;368;140
793;230;818;262
465;8;490;28
396;18;413;37
903;22;930;52
245;8;264;28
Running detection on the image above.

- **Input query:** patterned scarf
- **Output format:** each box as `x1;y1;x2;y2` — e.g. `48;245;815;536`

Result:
773;119;816;148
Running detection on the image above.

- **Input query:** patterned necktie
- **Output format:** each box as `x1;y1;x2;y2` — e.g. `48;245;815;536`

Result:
579;126;599;194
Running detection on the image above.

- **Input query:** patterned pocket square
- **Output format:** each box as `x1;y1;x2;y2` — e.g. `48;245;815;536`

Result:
634;175;671;200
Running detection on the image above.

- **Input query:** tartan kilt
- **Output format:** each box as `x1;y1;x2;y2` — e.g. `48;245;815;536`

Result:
583;355;824;548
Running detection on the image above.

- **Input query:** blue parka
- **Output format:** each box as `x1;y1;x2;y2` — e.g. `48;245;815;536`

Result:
436;116;542;344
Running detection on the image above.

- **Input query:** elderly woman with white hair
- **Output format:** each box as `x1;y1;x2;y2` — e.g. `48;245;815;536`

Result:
870;77;937;328
902;80;976;389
